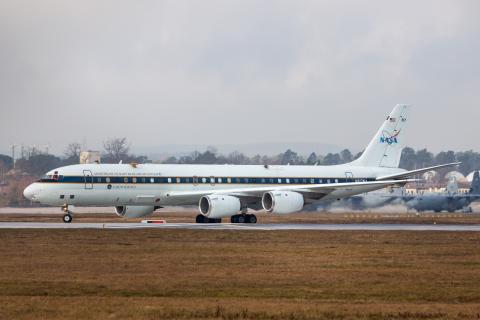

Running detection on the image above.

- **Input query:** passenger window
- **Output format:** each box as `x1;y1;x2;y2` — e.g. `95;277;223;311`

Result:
217;178;222;183
335;179;338;183
124;177;128;183
167;178;172;183
227;177;232;183
261;178;266;183
70;195;74;199
278;178;282;184
97;178;102;183
106;177;111;183
202;178;207;183
60;195;65;199
150;178;154;183
327;179;330;184
286;178;290;184
294;178;299;184
210;177;215;185
132;177;137;183
310;178;315;184
193;176;198;184
176;177;181;183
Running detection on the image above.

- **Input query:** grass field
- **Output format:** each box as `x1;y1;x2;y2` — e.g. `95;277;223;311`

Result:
1;229;480;319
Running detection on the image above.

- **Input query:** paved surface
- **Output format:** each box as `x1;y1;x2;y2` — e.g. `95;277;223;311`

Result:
1;222;480;231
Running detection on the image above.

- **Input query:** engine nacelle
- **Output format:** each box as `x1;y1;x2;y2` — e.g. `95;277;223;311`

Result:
115;206;155;218
199;195;241;219
262;191;304;214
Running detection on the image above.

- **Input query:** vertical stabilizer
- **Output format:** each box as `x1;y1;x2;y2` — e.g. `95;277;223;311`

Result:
352;104;410;168
469;171;480;194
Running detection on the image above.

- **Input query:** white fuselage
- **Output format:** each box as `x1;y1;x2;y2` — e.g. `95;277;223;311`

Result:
24;163;405;208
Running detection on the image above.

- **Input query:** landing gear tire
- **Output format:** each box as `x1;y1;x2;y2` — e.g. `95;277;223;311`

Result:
196;215;221;223
63;214;72;223
231;214;257;224
196;214;207;223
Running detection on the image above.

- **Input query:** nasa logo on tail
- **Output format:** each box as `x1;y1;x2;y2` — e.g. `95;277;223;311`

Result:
380;129;401;145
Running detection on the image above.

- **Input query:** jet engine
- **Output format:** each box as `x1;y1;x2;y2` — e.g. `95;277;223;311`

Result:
115;206;156;218
199;195;241;219
262;191;304;214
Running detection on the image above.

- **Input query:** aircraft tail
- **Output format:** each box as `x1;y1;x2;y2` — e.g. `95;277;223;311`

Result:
352;104;410;168
469;171;480;194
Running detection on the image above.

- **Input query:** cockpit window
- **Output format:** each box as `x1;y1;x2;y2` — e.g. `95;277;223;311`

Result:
38;173;60;182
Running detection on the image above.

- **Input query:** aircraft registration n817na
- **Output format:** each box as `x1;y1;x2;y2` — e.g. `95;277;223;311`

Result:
24;105;458;223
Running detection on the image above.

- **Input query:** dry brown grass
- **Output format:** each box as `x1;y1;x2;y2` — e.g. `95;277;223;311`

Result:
0;229;480;319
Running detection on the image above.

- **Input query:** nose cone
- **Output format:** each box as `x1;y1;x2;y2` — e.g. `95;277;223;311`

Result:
23;184;38;201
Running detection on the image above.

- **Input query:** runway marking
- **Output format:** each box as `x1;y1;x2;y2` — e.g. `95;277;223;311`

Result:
1;222;480;231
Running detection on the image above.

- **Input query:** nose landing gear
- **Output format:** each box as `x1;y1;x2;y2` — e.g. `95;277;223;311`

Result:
61;205;72;223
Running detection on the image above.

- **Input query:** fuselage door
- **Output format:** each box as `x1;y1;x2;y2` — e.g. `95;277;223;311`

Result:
345;171;354;183
83;170;94;189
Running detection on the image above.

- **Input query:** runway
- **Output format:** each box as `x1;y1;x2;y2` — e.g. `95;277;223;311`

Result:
1;222;480;231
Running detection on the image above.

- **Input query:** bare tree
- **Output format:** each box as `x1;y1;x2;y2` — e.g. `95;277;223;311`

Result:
103;138;130;163
64;142;82;159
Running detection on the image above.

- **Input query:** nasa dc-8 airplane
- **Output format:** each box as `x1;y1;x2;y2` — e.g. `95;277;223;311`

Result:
23;105;458;223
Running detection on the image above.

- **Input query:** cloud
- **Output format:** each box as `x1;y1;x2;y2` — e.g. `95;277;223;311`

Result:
0;0;479;155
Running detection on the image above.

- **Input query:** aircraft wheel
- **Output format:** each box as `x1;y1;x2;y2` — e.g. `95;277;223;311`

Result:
196;214;207;223
247;214;257;224
63;214;72;223
230;215;238;223
237;215;246;223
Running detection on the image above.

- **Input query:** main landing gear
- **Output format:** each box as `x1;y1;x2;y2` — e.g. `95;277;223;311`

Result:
194;213;258;224
61;205;72;223
195;215;221;224
231;214;257;224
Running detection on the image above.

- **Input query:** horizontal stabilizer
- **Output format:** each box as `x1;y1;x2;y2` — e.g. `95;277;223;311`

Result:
376;162;460;181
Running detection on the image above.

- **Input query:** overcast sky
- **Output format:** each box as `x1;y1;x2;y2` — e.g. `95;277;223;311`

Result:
0;0;479;156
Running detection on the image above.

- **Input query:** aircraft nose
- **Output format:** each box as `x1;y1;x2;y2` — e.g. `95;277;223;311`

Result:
23;184;38;201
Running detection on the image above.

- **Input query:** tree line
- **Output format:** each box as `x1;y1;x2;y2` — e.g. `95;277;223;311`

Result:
162;147;479;176
0;139;479;178
0;138;147;177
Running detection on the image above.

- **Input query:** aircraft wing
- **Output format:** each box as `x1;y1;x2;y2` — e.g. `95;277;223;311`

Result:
376;162;460;181
168;179;414;203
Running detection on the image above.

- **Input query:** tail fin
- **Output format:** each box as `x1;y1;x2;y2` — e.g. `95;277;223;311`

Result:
469;171;480;194
352;104;410;168
446;176;459;194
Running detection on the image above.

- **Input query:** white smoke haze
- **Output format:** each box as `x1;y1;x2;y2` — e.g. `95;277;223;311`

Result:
0;1;479;154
